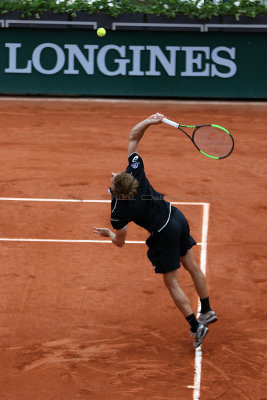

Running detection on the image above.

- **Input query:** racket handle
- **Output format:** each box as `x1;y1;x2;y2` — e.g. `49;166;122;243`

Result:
162;118;179;129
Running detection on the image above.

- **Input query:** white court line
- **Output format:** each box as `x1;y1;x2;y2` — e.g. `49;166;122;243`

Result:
187;203;210;400
0;237;202;245
0;238;144;244
0;197;208;206
0;197;110;203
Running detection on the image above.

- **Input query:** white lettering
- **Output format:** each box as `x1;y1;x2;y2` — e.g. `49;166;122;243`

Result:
211;47;237;78
32;43;65;75
3;42;237;79
64;44;99;75
97;45;130;76
181;46;210;77
145;46;180;76
5;43;32;73
129;46;145;76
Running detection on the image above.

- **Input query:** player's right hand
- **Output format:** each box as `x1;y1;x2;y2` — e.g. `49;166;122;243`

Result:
93;227;110;237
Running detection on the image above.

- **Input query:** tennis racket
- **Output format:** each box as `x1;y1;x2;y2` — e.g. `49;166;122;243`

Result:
162;117;234;160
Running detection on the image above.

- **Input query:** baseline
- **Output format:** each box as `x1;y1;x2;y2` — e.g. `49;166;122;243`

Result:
0;198;207;206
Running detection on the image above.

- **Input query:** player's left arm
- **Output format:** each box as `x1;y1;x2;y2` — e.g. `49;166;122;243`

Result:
128;113;164;156
93;226;127;247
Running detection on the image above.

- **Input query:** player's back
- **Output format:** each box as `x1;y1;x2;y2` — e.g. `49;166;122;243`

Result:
110;153;171;233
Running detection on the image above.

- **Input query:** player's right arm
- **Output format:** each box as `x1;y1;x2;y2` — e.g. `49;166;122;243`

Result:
93;226;127;247
128;113;164;156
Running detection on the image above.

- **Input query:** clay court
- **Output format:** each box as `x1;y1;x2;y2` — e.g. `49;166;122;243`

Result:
0;98;266;400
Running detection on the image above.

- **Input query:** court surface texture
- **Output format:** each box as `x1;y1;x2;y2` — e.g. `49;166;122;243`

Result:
0;98;266;400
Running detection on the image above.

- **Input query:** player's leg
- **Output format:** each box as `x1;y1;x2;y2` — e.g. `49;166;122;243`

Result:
163;269;192;317
181;248;218;325
163;269;208;347
181;248;208;299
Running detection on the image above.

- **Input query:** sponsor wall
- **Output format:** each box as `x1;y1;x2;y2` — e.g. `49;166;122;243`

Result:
0;28;266;97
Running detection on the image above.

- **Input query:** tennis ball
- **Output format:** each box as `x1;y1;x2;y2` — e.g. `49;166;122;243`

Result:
97;27;106;37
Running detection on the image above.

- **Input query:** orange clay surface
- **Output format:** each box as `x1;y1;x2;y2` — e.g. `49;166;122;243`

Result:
0;98;266;400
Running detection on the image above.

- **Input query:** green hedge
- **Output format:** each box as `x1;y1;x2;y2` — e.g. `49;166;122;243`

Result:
0;0;266;20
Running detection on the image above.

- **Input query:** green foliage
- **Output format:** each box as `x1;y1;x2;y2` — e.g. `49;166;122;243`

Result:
0;0;266;20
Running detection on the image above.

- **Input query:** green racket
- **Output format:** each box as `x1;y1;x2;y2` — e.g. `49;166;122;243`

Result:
162;117;234;160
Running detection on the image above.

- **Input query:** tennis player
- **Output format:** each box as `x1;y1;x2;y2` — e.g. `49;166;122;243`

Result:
93;113;217;348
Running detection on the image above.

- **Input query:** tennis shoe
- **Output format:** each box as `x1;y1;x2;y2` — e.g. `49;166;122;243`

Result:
191;324;209;348
197;310;218;326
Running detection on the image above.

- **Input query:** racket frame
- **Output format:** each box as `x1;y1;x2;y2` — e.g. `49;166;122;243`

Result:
162;118;234;160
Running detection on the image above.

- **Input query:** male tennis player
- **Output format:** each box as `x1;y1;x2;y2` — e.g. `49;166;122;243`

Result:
93;113;217;348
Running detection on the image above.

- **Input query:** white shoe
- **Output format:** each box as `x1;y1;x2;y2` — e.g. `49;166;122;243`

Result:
198;310;218;326
191;324;209;348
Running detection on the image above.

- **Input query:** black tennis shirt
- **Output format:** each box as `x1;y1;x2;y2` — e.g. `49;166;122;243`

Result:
110;153;171;233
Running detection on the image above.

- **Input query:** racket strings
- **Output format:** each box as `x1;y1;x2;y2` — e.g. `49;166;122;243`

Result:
193;126;234;158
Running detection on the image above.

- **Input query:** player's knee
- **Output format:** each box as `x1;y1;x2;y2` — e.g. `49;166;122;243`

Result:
182;259;200;273
163;271;179;289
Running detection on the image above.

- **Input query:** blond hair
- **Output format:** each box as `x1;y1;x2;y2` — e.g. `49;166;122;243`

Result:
112;172;139;199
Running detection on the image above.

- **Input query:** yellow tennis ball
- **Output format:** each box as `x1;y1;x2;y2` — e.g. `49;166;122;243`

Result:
97;27;106;37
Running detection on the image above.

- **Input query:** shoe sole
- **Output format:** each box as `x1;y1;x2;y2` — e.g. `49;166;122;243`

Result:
193;327;209;348
198;316;218;326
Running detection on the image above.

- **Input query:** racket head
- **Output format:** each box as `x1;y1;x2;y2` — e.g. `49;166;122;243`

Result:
192;124;234;160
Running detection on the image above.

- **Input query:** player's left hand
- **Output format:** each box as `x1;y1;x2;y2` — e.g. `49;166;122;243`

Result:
93;227;111;237
147;113;165;124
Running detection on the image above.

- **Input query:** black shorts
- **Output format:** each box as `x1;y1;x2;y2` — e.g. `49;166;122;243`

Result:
146;206;197;274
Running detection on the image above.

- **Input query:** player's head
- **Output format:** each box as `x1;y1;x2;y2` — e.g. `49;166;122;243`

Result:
111;172;139;199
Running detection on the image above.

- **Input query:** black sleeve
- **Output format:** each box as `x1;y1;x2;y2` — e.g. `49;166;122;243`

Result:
126;152;144;177
110;215;128;230
110;199;130;230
